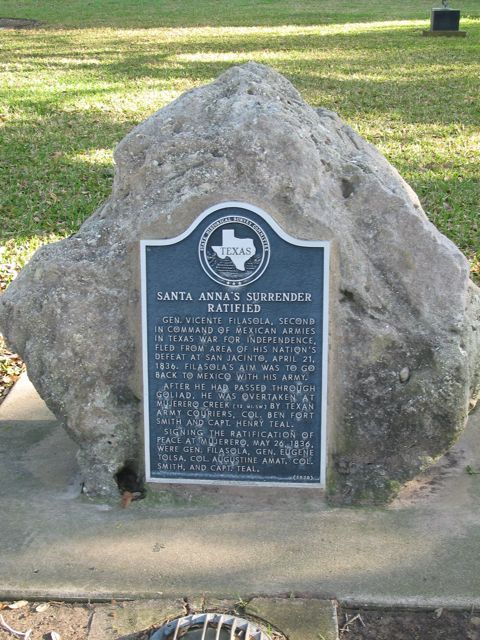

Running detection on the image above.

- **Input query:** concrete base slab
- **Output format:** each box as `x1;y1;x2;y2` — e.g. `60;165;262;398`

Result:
1;373;480;608
87;597;338;640
88;598;186;639
245;598;338;640
88;598;338;640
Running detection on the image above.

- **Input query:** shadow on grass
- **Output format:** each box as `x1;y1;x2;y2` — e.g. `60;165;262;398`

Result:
2;24;478;128
1;0;472;30
0;21;478;267
1;96;477;265
409;174;479;255
0;111;132;241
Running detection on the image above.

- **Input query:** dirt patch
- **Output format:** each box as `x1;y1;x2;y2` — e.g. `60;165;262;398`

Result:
0;267;24;406
0;601;288;640
0;335;24;406
339;607;480;640
0;601;92;639
2;602;480;640
0;18;41;29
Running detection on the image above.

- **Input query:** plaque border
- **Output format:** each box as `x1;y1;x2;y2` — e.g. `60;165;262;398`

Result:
140;201;330;488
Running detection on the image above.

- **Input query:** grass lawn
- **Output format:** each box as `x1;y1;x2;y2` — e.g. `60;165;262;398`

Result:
0;0;479;294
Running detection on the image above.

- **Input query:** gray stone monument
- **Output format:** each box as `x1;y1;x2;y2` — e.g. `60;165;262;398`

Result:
0;63;478;504
423;0;466;36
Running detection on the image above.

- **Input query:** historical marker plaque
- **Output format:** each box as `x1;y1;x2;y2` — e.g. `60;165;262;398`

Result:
141;202;329;486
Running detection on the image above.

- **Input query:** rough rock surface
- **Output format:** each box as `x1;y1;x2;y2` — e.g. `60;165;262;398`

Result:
0;63;479;502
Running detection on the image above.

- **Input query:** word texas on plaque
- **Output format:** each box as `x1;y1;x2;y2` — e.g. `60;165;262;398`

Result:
141;202;329;487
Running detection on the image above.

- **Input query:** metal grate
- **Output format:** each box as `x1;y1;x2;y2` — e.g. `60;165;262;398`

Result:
150;613;272;640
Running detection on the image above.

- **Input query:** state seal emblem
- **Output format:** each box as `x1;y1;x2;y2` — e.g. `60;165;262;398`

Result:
199;215;270;286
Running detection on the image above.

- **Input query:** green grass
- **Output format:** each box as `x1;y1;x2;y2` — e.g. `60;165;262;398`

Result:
3;0;478;29
0;0;479;289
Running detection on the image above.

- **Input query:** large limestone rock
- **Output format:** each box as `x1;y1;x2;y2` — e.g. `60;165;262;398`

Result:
1;63;478;502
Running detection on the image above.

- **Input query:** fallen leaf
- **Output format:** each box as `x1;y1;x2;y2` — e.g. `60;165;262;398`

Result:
8;600;29;609
121;491;133;508
35;603;50;612
48;632;61;640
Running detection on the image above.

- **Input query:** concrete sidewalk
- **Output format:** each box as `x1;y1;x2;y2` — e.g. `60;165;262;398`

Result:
1;373;480;608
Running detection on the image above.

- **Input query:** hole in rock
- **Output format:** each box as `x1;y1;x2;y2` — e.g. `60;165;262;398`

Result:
341;178;356;198
339;288;355;302
115;461;145;500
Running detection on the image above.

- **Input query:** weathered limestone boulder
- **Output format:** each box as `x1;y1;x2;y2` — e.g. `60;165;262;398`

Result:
1;63;478;502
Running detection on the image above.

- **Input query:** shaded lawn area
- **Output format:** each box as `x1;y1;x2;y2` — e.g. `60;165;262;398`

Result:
0;0;479;293
1;0;480;28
